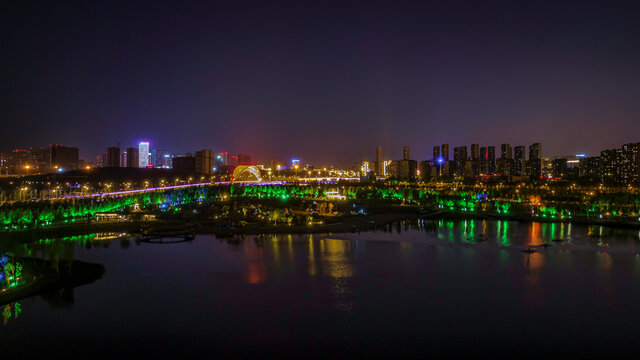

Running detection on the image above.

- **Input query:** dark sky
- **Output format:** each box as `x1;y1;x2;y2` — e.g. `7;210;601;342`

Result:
3;1;640;165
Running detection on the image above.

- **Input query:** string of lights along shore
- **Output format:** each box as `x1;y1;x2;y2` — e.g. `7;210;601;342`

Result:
0;139;638;184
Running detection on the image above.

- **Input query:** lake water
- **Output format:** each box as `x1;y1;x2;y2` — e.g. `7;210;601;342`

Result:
3;220;640;358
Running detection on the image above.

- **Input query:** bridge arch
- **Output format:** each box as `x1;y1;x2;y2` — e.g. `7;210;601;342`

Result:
232;165;262;183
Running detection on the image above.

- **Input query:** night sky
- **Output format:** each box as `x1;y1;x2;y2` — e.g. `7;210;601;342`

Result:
3;1;640;165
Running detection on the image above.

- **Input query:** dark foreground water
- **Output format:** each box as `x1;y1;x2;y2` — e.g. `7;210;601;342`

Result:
3;220;640;358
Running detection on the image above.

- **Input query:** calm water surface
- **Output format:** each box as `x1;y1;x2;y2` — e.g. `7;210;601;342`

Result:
3;220;640;358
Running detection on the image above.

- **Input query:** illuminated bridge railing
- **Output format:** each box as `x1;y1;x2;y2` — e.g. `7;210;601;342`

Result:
62;181;290;200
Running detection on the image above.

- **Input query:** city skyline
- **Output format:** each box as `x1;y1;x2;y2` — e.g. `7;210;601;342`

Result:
3;2;640;356
0;139;628;168
3;1;640;164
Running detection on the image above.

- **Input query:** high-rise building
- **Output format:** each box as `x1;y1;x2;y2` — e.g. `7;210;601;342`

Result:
361;161;370;176
480;146;487;174
0;150;29;174
215;152;228;168
453;146;468;177
551;158;568;178
387;159;417;180
375;146;383;176
621;142;640;183
441;144;449;161
383;160;391;176
163;154;173;168
497;144;513;175
580;156;600;178
172;155;196;172
50;145;79;171
432;146;442;175
500;144;512;160
601;143;640;183
470;144;480;176
420;160;434;180
403;146;410;161
487;146;496;174
0;152;10;174
229;155;238;167
138;142;150;168
30;147;51;173
237;154;252;165
195;149;214;175
152;148;164;167
514;146;526;176
97;153;105;168
470;144;479;159
529;143;542;178
126;147;139;168
106;147;120;167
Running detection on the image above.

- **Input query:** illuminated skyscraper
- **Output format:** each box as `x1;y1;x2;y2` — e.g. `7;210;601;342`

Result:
403;146;410;160
138;141;150;168
433;146;440;162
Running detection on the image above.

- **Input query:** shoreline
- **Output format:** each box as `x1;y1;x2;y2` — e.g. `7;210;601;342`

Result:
1;210;639;240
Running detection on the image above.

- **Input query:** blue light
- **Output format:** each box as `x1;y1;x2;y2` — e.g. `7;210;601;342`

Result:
58;168;64;172
437;157;445;164
576;154;586;158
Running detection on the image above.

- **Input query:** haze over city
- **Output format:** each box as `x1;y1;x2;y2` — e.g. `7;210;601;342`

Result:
3;1;640;165
3;2;640;358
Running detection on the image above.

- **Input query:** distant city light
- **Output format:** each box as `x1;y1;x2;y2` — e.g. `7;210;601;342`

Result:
139;141;150;167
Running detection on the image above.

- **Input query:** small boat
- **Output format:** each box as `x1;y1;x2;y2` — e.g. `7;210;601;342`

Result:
522;248;537;254
541;243;553;248
138;224;196;243
551;238;564;243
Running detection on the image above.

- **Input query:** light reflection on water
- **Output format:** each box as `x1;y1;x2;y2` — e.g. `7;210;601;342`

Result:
3;221;640;357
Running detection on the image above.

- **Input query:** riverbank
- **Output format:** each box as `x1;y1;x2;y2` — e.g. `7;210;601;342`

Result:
2;208;639;242
0;257;105;305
